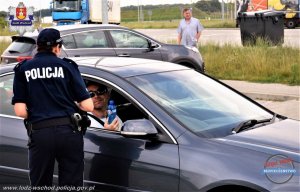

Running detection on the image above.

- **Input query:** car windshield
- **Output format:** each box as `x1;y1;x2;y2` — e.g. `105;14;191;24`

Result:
128;70;273;138
54;0;80;12
6;38;35;54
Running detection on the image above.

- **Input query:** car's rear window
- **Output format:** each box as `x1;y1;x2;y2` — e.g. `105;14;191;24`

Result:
6;38;35;54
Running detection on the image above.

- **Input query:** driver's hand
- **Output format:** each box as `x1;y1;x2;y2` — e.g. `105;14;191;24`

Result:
104;118;119;131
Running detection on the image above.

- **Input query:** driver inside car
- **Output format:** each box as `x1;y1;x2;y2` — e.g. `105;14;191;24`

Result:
86;82;123;131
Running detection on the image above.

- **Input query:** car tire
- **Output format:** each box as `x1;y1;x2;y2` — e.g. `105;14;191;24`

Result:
286;20;296;29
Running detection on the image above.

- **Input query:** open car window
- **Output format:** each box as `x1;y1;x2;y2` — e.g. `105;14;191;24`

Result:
84;80;175;143
85;80;148;131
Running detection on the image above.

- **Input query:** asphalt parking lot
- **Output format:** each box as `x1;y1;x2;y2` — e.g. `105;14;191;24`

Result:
137;28;300;48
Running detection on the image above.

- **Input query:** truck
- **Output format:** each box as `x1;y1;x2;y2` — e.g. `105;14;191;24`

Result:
268;0;300;28
51;0;120;25
237;0;300;28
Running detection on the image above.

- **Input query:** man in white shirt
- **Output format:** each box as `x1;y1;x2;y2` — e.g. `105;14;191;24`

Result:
87;82;123;131
177;8;204;47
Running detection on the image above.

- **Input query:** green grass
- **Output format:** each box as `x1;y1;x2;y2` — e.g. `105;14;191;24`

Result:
121;4;229;22
0;40;10;55
200;42;300;85
0;28;17;36
122;19;236;29
121;4;236;29
201;19;236;28
122;5;187;22
0;23;52;36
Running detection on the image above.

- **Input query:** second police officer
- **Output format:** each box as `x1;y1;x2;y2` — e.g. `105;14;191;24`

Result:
12;28;94;191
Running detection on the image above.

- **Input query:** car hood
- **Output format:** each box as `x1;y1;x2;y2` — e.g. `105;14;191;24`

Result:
216;119;300;162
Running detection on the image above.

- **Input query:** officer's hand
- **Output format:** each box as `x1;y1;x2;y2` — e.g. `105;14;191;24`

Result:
104;118;119;131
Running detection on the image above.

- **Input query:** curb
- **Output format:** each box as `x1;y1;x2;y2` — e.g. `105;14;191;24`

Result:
242;92;299;101
222;80;300;102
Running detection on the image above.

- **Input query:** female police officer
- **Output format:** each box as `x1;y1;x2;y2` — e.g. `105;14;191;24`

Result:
12;28;94;191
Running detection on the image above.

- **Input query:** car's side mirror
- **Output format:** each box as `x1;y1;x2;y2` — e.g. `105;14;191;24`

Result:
147;41;159;51
121;119;158;138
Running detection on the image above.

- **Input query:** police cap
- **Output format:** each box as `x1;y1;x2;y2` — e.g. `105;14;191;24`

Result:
37;28;63;46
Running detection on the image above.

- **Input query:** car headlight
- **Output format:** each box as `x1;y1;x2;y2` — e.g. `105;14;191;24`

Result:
185;46;199;53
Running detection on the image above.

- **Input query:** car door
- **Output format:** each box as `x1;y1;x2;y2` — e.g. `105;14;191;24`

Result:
109;29;163;60
81;76;179;192
62;30;117;57
0;70;179;191
0;72;30;185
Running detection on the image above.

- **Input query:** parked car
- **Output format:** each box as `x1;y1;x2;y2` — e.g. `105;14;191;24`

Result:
0;24;204;72
0;57;299;192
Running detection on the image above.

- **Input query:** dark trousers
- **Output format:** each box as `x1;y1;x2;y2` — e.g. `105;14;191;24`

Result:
29;125;84;192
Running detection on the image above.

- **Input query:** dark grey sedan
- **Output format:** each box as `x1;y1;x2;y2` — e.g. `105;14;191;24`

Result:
0;57;299;192
0;24;204;72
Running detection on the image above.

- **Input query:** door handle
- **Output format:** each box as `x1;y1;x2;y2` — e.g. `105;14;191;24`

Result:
117;54;130;57
74;55;80;57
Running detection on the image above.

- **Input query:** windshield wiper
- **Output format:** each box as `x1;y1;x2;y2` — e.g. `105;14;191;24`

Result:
232;114;277;134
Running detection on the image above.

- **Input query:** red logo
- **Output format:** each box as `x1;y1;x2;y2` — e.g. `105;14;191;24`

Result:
16;7;26;20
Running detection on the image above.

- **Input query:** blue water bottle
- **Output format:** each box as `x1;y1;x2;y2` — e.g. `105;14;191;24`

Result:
107;100;117;124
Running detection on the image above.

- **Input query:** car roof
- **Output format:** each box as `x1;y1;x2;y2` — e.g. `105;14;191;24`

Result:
52;24;127;31
0;57;189;78
22;24;132;38
72;57;189;78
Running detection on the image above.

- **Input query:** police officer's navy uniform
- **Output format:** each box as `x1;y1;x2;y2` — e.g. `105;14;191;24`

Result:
12;29;90;191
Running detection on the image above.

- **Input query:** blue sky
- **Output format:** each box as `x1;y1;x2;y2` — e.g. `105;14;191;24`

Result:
0;0;198;11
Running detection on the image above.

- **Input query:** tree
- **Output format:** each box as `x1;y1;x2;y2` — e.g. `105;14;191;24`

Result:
195;0;221;12
0;11;7;18
0;17;7;29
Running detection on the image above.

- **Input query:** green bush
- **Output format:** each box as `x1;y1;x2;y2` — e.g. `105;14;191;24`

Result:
195;0;221;12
